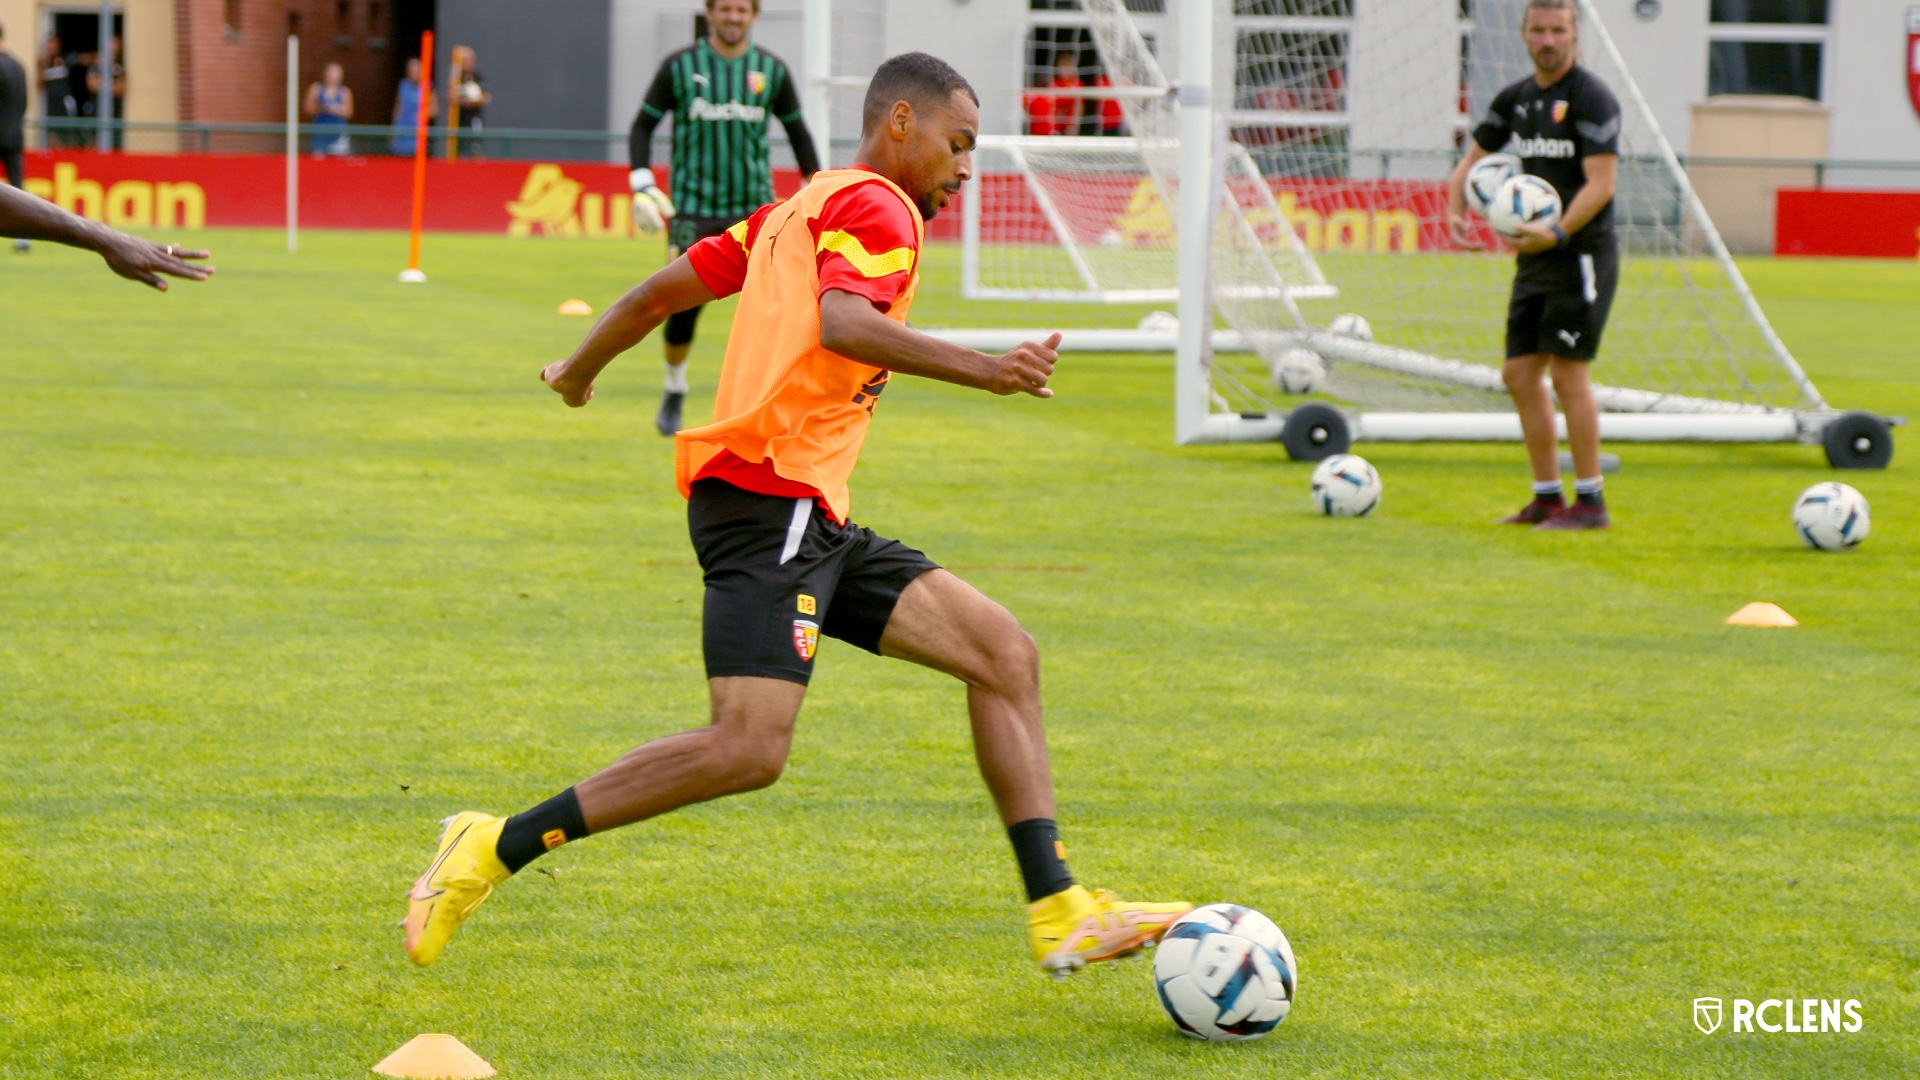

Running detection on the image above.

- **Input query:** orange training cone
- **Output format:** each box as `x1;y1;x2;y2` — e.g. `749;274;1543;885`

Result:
557;299;593;316
371;1034;497;1079
1726;602;1798;628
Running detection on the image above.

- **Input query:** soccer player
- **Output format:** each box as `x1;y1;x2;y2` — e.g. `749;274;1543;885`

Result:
628;0;822;436
0;182;212;287
403;52;1190;978
1447;0;1619;530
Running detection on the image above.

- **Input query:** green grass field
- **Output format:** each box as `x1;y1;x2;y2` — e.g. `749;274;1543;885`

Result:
1;230;1915;1079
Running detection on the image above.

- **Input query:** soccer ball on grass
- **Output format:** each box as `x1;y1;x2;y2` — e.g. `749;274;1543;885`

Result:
1792;482;1870;551
1327;312;1372;342
1309;453;1382;517
1271;348;1326;395
1152;903;1298;1041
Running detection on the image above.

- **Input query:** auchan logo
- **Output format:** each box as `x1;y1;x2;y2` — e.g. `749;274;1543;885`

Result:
506;164;636;239
24;162;206;229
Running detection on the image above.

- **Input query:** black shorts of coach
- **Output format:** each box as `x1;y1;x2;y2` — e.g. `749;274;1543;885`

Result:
687;477;941;685
1505;243;1619;362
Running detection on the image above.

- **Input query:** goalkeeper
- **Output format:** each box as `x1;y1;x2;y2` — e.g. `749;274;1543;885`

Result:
628;0;821;435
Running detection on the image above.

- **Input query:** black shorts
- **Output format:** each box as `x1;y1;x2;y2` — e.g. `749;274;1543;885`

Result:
669;215;738;256
1505;246;1619;361
0;147;23;188
687;478;940;685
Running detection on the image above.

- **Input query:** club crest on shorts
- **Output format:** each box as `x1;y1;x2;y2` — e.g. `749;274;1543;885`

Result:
1552;100;1568;123
748;71;767;95
792;619;819;661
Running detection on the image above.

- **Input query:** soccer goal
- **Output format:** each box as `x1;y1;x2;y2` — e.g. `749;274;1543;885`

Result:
922;0;1893;468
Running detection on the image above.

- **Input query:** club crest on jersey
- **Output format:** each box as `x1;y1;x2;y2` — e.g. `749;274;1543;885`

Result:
748;70;767;95
1552;100;1568;123
792;619;820;661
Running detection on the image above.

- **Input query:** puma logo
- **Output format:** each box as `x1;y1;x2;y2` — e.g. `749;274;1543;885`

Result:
1557;329;1581;347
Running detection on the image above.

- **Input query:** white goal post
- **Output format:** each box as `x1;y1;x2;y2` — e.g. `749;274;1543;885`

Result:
917;0;1895;468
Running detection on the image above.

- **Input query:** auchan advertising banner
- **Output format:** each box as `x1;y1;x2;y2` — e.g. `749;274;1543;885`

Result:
1775;188;1920;258
21;150;1496;253
20;151;805;237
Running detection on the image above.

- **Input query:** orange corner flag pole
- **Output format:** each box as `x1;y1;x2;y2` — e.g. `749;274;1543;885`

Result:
400;30;435;282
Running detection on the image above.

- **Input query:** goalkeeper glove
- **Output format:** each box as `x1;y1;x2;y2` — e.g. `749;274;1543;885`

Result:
629;168;674;234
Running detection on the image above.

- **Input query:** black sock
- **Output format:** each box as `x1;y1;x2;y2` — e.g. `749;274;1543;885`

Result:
1007;817;1076;902
1577;491;1605;509
1535;490;1565;506
495;787;590;874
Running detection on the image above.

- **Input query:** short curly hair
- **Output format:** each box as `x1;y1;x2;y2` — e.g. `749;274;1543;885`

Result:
861;53;979;135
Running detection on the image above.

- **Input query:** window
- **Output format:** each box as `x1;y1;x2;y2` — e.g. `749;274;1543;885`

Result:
1023;26;1135;136
1031;0;1165;12
1708;0;1826;23
1707;0;1828;100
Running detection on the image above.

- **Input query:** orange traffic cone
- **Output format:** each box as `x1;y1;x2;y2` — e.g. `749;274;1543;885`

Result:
1726;602;1798;627
371;1034;497;1079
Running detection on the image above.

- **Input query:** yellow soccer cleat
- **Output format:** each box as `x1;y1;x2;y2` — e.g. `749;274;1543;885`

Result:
1028;884;1193;978
401;811;511;968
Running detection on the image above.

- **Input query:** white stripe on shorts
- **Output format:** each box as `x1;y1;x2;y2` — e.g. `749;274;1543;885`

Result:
778;497;811;565
1580;253;1597;303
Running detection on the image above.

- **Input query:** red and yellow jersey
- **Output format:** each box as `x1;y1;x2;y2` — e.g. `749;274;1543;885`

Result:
677;166;924;523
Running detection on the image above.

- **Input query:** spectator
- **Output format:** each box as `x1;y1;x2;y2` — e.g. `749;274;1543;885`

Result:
1024;50;1084;137
82;35;126;150
0;21;27;252
1091;72;1124;135
390;56;438;156
448;45;489;157
303;62;353;155
38;33;79;147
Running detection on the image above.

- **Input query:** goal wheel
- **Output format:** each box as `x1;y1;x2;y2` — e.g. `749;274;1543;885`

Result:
1821;411;1893;470
1281;403;1351;462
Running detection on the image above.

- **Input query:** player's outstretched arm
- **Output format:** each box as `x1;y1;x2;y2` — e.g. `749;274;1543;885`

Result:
819;289;1058;398
541;256;718;407
0;183;213;290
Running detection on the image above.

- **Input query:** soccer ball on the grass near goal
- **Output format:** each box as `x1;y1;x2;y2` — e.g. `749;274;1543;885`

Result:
1464;152;1523;219
1328;312;1373;342
1152;903;1297;1042
1792;482;1871;552
1310;453;1382;517
1486;174;1562;238
1272;348;1326;395
1137;310;1179;334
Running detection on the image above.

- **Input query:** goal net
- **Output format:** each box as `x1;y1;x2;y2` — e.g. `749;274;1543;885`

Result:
924;0;1830;444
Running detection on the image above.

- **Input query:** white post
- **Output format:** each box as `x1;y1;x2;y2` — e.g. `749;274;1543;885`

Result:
286;34;299;254
1173;0;1214;445
802;0;832;168
96;0;113;151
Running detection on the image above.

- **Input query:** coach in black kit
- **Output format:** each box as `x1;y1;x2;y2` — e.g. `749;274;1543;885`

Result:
1449;0;1619;530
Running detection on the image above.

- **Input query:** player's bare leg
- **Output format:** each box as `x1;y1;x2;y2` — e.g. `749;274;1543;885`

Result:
879;568;1054;825
402;677;805;966
878;568;1189;975
575;676;806;830
1537;356;1610;529
1500;353;1565;524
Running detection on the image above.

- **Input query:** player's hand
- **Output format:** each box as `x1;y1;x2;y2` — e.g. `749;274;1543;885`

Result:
1447;213;1482;251
989;332;1061;398
1508;223;1559;255
629;167;674;234
97;234;214;290
541;360;595;408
